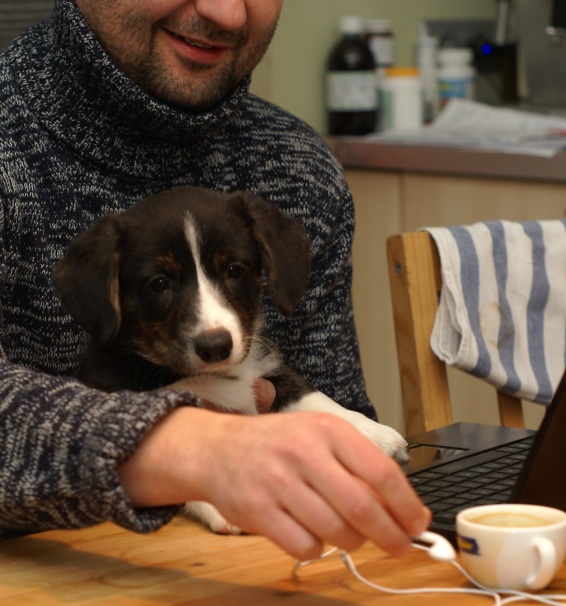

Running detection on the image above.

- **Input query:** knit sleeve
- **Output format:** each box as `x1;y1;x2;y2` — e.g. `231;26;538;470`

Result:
264;160;376;421
296;185;375;420
0;362;194;533
0;166;194;535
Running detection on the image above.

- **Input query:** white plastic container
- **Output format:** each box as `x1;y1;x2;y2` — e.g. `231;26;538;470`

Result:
365;19;395;70
437;47;475;108
380;67;422;131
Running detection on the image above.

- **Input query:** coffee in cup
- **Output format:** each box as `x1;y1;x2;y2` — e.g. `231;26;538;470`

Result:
469;511;556;528
456;503;566;590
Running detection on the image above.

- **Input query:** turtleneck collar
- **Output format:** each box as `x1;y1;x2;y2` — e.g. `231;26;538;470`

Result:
9;0;250;179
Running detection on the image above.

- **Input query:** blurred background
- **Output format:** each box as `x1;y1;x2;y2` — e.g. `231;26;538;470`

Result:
0;0;497;134
8;1;566;134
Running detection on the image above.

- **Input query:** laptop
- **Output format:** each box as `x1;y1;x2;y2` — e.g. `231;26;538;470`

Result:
402;368;566;545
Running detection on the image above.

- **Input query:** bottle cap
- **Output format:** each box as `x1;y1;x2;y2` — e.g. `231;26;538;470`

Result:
385;67;419;78
438;47;473;66
339;15;364;35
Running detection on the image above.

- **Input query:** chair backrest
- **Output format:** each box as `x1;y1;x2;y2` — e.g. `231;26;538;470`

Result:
386;231;524;437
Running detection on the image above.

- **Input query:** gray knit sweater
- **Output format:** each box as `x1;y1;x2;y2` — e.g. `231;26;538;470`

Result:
0;0;373;535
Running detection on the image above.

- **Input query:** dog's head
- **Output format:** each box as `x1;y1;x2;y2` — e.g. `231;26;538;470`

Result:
53;186;311;377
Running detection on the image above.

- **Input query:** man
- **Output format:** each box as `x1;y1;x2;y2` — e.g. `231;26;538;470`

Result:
0;0;429;559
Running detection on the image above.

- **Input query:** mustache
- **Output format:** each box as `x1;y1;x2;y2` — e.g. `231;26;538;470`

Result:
161;17;248;48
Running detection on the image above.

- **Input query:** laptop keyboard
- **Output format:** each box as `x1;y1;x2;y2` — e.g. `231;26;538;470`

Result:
409;436;536;531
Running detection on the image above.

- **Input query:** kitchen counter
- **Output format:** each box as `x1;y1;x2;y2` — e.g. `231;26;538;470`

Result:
329;136;566;183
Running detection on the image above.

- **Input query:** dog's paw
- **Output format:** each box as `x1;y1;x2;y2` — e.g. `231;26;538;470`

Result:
290;392;409;462
182;501;243;535
351;416;409;462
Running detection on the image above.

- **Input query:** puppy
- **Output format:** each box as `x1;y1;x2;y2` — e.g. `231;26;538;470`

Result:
53;186;407;534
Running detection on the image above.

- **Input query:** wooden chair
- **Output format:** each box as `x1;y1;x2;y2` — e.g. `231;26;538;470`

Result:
386;231;524;437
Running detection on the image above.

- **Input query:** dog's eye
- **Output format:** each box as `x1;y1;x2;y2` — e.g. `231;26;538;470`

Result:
226;264;246;280
149;276;170;293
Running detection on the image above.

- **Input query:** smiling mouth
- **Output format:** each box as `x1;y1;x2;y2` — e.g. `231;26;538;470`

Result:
161;27;231;66
165;28;227;51
175;33;216;50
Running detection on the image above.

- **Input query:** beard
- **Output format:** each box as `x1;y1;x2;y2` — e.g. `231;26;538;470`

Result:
112;14;278;112
129;43;261;112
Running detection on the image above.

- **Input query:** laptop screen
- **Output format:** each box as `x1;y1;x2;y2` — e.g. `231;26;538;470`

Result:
512;368;566;509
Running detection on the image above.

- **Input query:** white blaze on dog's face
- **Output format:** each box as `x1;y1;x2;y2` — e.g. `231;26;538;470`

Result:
183;211;246;370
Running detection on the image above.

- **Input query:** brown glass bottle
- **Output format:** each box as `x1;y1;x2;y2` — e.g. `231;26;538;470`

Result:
326;16;377;135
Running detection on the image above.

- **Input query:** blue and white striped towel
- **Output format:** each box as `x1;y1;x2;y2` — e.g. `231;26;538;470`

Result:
426;220;566;404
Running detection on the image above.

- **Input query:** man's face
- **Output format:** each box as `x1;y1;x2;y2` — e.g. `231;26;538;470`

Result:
75;0;282;111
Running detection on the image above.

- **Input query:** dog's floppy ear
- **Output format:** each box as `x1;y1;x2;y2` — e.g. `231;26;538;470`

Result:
52;215;123;345
235;192;311;317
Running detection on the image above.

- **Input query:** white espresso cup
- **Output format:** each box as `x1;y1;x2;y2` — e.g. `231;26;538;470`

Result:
456;503;566;591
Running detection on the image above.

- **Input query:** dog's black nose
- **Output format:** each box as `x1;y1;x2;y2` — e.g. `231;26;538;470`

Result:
194;329;233;364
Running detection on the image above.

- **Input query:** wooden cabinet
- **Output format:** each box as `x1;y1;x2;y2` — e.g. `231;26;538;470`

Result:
347;171;402;431
403;174;566;229
347;168;566;433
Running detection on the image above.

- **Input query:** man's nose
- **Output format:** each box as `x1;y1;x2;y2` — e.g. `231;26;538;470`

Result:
193;0;247;31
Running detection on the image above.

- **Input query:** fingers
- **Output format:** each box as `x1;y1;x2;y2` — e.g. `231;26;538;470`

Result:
253;379;276;413
249;508;326;561
268;470;367;558
241;452;424;561
328;426;430;555
292;416;429;557
237;479;365;561
318;464;425;557
229;413;429;560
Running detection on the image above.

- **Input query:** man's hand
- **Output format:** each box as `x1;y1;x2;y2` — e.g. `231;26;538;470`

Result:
118;407;430;561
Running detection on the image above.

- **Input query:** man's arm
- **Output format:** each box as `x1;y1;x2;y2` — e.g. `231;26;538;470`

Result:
266;181;374;419
118;406;430;560
0;362;188;532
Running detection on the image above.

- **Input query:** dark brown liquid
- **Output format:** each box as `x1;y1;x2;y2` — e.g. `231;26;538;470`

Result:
326;36;377;135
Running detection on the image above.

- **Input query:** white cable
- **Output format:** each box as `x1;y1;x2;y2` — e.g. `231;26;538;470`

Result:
418;547;566;606
339;548;502;605
293;542;566;605
292;546;338;576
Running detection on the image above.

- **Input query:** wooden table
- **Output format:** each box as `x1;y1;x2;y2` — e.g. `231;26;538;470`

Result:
2;517;566;605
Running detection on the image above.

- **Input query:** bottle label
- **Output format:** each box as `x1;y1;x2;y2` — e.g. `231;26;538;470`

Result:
438;77;475;107
327;72;377;111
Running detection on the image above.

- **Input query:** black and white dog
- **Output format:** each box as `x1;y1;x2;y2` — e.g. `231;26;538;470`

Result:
53;186;407;533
